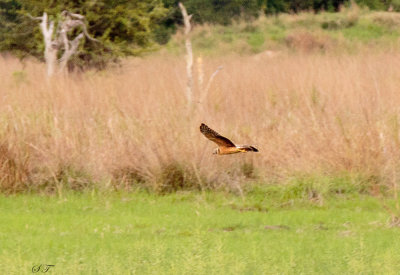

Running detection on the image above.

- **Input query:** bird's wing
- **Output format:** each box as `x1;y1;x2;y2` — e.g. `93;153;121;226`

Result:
200;123;236;147
237;145;259;152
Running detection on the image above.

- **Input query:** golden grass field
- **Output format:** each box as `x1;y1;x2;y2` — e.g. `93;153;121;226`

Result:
2;49;400;194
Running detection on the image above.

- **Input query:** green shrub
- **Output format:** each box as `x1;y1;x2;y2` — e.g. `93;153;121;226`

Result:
0;0;168;69
156;162;199;193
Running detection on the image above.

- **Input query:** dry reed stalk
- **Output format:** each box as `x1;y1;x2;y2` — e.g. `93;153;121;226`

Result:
1;51;400;192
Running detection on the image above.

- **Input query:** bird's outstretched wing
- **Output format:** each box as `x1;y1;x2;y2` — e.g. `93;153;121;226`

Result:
237;145;259;152
200;123;236;147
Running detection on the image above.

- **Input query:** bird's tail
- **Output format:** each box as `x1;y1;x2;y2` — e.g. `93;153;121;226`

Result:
238;145;258;152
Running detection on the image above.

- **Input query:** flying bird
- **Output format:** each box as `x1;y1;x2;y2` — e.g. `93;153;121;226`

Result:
200;123;258;155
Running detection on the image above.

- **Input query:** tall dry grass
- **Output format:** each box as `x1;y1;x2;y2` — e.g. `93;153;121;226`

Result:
1;50;400;193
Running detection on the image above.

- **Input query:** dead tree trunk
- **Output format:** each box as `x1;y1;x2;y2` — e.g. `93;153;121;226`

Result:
178;3;223;111
178;2;193;108
39;12;57;77
28;11;97;77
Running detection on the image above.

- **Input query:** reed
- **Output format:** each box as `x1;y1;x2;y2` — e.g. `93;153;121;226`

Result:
1;50;400;193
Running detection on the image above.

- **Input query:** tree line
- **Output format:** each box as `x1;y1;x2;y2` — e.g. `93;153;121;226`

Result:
0;0;396;69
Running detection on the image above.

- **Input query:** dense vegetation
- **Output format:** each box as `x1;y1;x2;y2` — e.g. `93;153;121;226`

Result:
2;9;400;195
167;7;400;55
1;0;399;68
0;0;168;68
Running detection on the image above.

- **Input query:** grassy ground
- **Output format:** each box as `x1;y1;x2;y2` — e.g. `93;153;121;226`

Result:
1;190;400;274
167;8;400;55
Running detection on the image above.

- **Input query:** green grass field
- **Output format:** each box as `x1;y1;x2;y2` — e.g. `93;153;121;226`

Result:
1;190;400;274
167;9;400;56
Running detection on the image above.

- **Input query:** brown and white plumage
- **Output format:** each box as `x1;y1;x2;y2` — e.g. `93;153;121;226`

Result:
200;123;258;155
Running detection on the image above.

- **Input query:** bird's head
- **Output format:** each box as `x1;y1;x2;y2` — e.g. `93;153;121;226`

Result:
213;148;219;155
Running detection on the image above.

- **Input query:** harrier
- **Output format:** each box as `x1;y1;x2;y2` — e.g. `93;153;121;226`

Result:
200;123;258;155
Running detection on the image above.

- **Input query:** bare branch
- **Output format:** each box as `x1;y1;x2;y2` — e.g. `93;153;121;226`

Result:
29;10;99;76
200;66;223;103
60;28;69;52
79;22;98;42
178;2;192;35
26;13;43;21
48;20;55;40
60;11;98;42
61;10;84;20
59;33;84;72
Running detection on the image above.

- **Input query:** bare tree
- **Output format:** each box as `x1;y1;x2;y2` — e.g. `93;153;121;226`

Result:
178;2;193;107
28;11;98;77
178;3;222;110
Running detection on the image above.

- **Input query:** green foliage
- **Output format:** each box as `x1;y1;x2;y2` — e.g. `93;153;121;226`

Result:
1;0;397;64
247;30;265;52
264;0;388;13
0;0;38;59
163;0;263;25
355;0;386;9
167;9;400;55
286;0;345;13
0;0;168;69
342;19;399;40
389;0;400;11
11;70;28;85
155;0;389;45
321;14;359;30
264;0;290;14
